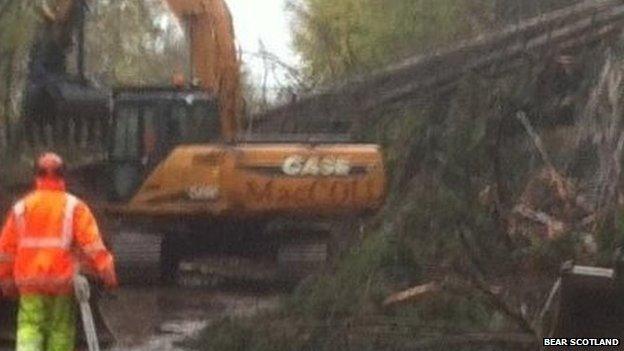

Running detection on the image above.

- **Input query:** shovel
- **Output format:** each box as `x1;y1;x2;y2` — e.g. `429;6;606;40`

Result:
74;274;100;351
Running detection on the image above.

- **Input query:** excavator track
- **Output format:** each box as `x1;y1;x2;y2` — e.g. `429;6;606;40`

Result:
172;219;340;288
108;218;356;288
277;241;329;280
177;255;279;287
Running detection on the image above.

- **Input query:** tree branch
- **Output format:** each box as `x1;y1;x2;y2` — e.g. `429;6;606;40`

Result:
515;111;555;170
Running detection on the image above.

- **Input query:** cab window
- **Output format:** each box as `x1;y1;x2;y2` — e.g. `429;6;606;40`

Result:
170;102;219;143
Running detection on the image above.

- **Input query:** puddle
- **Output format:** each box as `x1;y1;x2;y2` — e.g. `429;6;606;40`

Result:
101;287;281;350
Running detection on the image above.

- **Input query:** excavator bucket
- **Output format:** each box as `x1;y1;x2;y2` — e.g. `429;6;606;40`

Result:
552;263;624;338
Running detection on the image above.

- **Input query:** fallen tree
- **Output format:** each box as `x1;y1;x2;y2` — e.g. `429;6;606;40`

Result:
252;0;624;134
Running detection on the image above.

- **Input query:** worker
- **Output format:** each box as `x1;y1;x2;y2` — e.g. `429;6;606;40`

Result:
0;152;117;351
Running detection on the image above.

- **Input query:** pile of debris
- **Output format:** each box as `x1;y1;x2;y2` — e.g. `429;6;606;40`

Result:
510;167;594;244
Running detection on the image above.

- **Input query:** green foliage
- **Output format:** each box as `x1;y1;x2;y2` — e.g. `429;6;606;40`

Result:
287;0;495;83
285;230;418;319
0;1;40;122
0;2;38;53
287;0;579;84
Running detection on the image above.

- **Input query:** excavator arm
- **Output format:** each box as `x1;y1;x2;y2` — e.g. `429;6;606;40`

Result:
164;0;241;142
36;0;242;142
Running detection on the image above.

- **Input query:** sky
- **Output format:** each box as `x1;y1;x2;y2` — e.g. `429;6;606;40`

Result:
225;0;301;90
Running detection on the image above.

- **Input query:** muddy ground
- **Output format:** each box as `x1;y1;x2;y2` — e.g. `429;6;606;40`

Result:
0;285;282;351
105;286;281;350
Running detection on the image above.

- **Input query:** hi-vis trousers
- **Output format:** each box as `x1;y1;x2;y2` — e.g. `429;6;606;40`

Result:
16;295;76;351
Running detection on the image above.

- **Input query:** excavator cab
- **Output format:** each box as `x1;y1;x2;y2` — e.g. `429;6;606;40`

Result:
108;88;219;201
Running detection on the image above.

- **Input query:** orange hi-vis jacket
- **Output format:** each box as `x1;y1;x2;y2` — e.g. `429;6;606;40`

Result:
0;178;117;296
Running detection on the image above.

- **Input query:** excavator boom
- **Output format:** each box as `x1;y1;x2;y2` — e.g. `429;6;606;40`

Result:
164;0;241;142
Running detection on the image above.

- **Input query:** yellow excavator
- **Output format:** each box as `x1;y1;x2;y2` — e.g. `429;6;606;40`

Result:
23;0;385;284
1;0;384;345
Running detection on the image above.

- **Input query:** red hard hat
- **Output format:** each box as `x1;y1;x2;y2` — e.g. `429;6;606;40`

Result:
35;152;65;178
